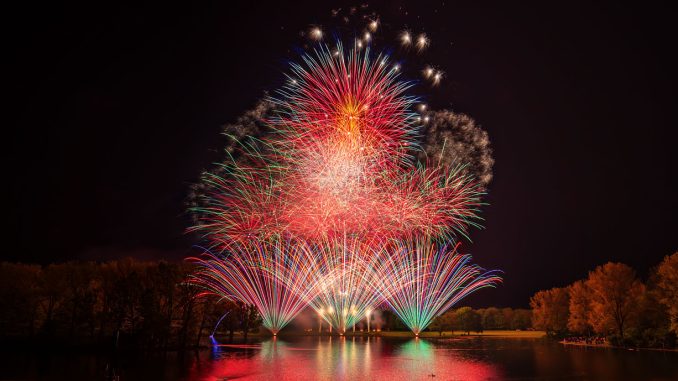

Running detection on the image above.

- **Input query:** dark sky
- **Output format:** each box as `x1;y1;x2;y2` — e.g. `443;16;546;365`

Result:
6;1;677;307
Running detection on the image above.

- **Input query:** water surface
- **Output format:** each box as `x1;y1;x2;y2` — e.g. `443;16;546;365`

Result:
2;336;677;380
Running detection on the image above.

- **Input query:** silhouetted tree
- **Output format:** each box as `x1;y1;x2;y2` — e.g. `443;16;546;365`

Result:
0;263;41;337
511;309;532;330
239;303;261;339
455;307;482;334
429;311;455;336
223;301;241;340
0;259;248;349
501;308;515;330
479;307;503;329
635;282;672;348
38;264;69;337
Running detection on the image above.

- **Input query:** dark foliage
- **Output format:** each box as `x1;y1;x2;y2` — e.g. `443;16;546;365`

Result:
0;260;260;351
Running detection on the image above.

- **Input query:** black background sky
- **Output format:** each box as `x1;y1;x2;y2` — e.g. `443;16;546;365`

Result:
6;1;677;307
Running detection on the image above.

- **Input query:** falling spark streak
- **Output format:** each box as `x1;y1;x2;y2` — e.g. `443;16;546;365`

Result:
298;237;401;332
382;240;502;334
188;240;317;334
210;310;231;337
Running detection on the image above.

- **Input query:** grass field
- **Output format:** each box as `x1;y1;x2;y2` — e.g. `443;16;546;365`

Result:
375;330;546;339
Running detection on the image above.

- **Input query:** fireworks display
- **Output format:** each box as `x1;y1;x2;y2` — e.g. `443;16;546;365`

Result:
302;237;392;333
382;240;502;335
188;12;501;335
187;239;317;334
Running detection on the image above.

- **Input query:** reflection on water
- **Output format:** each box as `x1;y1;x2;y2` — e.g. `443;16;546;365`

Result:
205;336;498;380
2;336;678;380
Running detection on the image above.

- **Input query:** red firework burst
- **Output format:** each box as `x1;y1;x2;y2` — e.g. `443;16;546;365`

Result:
191;44;482;247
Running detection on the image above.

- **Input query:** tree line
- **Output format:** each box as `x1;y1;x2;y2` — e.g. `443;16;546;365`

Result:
428;307;532;335
1;257;536;350
378;307;532;335
530;252;678;348
0;259;260;350
8;253;674;350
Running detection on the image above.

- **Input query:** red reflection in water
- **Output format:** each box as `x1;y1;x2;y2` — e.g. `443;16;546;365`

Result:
195;337;499;381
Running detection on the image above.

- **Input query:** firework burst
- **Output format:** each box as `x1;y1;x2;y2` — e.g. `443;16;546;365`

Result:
300;237;398;333
382;240;502;335
187;239;317;334
191;45;483;245
188;31;500;335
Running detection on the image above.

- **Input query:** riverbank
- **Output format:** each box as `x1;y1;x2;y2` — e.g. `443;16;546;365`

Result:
237;329;547;339
560;340;678;352
376;330;546;338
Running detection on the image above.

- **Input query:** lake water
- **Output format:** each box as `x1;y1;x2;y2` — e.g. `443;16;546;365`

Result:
2;336;678;380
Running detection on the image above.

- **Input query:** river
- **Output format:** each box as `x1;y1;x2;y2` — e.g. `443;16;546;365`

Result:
2;336;677;380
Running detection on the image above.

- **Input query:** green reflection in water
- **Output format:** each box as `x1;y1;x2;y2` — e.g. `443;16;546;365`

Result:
260;337;288;362
396;338;434;360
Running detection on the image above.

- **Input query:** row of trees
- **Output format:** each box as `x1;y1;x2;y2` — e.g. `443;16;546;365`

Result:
530;252;678;348
0;259;260;350
1;257;536;349
428;307;532;335
378;307;532;335
15;254;676;349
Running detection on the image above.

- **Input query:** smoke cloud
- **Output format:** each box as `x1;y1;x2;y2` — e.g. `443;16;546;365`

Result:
187;99;276;223
417;110;494;189
221;98;276;157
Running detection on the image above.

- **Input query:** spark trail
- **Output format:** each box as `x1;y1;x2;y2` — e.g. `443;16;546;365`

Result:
188;29;500;334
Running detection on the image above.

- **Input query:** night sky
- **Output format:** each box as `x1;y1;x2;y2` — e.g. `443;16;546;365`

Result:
7;1;677;307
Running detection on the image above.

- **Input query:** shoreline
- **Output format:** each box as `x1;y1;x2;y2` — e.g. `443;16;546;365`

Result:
375;330;546;339
216;329;547;340
560;340;678;353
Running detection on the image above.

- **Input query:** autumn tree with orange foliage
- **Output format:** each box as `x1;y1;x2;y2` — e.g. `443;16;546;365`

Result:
530;287;569;336
585;263;645;344
530;254;677;348
567;280;592;336
655;252;678;334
